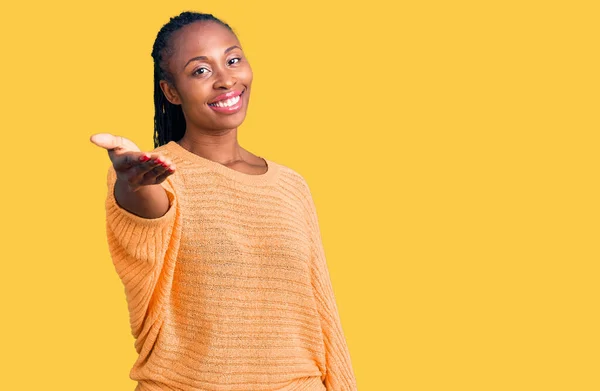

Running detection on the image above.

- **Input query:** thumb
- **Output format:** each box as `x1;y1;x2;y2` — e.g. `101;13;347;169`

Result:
90;133;140;152
90;133;125;150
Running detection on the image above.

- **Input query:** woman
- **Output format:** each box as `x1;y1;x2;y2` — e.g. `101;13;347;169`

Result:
90;11;357;391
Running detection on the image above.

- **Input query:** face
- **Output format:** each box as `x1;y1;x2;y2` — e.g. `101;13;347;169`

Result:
159;21;253;132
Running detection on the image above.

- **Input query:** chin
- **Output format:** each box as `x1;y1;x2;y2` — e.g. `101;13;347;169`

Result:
216;112;247;129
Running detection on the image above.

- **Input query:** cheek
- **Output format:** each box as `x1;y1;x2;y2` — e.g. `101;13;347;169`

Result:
241;65;253;83
182;83;212;104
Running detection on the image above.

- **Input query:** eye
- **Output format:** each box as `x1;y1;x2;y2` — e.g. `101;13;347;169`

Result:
228;57;242;65
193;67;210;76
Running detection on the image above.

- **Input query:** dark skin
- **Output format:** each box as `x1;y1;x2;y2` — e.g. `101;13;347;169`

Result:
90;20;266;218
160;20;266;174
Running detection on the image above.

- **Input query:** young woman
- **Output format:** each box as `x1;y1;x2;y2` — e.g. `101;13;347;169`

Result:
90;11;357;391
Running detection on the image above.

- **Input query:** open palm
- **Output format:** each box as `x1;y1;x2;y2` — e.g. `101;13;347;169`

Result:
90;133;176;191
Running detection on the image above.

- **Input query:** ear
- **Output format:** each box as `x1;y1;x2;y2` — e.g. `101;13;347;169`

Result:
159;80;182;105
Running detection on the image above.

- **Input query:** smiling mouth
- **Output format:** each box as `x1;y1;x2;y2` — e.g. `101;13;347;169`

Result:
208;89;245;108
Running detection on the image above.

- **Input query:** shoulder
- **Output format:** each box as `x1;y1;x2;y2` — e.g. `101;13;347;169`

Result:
268;160;316;207
271;160;310;189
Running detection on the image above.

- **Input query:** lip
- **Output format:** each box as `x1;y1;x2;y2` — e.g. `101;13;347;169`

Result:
208;89;244;104
207;89;245;114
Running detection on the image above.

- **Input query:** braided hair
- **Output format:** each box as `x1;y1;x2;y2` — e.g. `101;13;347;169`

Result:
150;11;234;148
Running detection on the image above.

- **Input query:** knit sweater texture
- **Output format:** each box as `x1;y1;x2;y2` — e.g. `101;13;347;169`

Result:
104;141;357;391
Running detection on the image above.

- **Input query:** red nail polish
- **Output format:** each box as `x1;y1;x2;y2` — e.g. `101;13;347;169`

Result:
139;155;149;162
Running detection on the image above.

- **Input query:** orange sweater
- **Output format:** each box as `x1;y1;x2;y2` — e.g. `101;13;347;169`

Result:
104;141;358;391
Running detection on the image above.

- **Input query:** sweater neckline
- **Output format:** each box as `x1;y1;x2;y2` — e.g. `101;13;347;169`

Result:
165;140;280;186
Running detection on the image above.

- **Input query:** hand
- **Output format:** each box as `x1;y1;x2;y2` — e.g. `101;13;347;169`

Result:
90;133;176;192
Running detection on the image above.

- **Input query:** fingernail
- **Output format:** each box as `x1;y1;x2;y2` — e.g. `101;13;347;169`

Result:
139;155;149;162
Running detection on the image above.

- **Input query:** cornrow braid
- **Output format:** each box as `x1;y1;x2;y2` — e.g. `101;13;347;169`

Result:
150;11;234;148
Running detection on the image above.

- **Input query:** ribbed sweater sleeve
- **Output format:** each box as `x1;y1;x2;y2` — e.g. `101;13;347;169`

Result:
104;165;181;342
301;180;358;391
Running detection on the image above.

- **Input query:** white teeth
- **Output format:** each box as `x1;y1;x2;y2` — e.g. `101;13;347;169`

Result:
210;95;240;108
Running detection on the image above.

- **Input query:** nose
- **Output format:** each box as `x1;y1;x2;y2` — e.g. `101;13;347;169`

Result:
213;66;237;90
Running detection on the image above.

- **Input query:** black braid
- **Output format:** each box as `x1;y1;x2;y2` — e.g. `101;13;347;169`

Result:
151;11;234;148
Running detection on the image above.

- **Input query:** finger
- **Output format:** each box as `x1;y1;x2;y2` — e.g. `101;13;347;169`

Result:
146;160;172;178
155;168;175;183
90;133;123;150
154;161;176;182
134;164;169;186
129;155;169;182
138;154;175;172
128;159;175;188
114;151;151;170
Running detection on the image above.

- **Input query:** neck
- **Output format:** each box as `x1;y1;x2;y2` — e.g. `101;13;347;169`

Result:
176;127;246;164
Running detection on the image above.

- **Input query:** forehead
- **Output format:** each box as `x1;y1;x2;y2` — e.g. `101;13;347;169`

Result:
169;21;240;61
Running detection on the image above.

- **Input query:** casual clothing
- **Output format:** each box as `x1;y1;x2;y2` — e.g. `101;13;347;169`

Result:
104;141;357;391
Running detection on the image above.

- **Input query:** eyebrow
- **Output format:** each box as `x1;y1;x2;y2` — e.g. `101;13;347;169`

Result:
183;45;242;70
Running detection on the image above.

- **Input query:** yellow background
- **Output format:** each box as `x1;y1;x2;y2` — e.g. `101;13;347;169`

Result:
1;1;598;390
